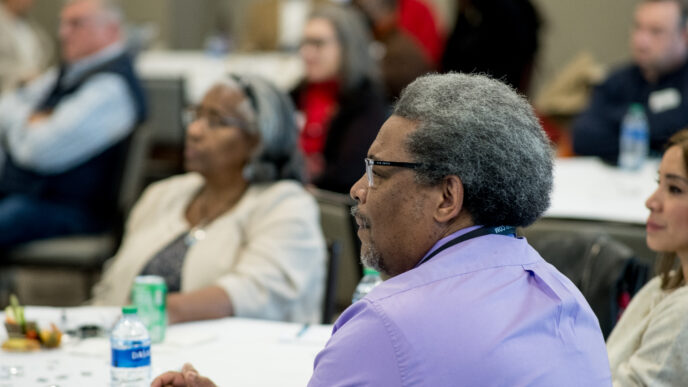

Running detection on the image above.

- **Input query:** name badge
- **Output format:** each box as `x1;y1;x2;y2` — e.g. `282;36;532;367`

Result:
648;88;681;113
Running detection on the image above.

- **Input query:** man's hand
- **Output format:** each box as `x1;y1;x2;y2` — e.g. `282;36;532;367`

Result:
151;363;217;387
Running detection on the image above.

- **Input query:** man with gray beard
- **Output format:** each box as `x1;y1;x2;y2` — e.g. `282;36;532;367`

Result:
312;73;611;386
153;73;611;386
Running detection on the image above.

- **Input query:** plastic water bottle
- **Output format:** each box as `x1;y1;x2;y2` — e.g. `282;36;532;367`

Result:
352;267;383;304
204;33;229;58
111;306;151;386
618;103;649;170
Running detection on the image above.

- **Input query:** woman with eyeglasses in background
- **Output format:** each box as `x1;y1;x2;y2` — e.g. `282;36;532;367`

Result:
91;74;326;325
606;128;688;386
291;4;388;194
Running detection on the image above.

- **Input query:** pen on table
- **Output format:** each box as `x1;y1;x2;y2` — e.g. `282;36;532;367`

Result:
296;323;310;338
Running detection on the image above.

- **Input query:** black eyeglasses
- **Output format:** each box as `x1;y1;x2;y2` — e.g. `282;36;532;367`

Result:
183;74;259;130
364;158;422;187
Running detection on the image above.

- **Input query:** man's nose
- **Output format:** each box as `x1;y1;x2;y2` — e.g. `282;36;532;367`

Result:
350;175;368;204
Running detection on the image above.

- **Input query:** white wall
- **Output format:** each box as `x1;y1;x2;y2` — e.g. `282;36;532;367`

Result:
531;0;642;95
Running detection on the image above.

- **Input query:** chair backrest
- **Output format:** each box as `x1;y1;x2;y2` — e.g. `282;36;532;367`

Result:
525;229;651;338
322;241;341;324
311;188;362;313
140;77;187;184
141;77;186;146
118;126;153;218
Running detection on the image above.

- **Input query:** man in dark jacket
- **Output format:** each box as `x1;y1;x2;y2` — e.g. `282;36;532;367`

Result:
573;0;688;163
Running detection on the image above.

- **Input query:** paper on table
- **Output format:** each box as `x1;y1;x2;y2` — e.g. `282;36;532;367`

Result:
66;337;109;357
66;330;218;358
279;324;332;346
163;330;217;348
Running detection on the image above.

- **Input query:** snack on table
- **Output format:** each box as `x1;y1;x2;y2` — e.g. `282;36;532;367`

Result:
2;294;62;350
1;337;40;351
39;323;63;348
4;294;25;328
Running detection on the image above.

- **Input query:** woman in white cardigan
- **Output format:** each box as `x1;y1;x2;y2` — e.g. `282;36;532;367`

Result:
607;129;688;386
91;74;326;325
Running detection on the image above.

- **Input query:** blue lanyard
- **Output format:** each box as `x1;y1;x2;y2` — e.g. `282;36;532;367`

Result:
417;226;517;267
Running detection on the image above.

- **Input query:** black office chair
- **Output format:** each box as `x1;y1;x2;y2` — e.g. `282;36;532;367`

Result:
525;229;651;338
311;188;362;314
140;76;187;184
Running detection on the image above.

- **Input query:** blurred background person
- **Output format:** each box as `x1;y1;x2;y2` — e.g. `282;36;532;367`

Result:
91;74;326;325
573;0;688;163
291;4;387;194
353;0;444;65
390;0;444;66
0;0;146;249
441;0;541;95
606;129;688;386
0;0;53;93
353;0;435;102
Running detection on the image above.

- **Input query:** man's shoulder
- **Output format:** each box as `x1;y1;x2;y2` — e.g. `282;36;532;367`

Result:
602;62;643;86
101;51;137;72
362;236;548;312
330;252;610;385
363;236;596;330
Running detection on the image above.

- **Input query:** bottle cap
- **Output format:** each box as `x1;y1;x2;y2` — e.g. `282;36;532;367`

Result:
363;267;379;276
629;103;644;113
122;305;138;315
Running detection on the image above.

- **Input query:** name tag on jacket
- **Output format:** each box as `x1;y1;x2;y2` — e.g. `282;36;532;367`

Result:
648;88;681;113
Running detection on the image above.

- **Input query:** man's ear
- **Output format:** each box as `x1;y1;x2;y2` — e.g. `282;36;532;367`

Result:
434;175;463;223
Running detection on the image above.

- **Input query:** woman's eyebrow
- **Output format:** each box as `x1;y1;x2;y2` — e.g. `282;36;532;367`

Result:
665;173;688;184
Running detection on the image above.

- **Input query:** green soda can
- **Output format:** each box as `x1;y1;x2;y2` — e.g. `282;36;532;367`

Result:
131;275;167;343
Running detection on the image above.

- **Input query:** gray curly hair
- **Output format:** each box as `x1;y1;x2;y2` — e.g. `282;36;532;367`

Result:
221;73;304;183
395;73;553;227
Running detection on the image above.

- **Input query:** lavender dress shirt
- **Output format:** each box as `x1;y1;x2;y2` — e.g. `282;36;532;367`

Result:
309;226;612;386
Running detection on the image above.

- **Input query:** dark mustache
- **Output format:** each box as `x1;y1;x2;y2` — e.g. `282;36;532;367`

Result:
350;206;370;228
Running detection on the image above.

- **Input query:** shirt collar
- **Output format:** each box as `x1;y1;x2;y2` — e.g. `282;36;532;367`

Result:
415;225;483;268
61;41;127;87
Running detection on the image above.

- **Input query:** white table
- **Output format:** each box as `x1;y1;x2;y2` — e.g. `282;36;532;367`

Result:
546;157;659;225
0;307;331;387
136;50;304;103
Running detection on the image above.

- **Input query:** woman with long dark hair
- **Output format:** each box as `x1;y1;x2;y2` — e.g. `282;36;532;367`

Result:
607;129;688;385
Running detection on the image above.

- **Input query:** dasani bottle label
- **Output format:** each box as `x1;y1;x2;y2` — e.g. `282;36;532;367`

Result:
111;342;151;368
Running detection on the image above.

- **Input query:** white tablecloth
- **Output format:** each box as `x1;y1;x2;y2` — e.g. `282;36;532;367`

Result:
136;50;304;103
545;157;659;225
0;307;331;386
